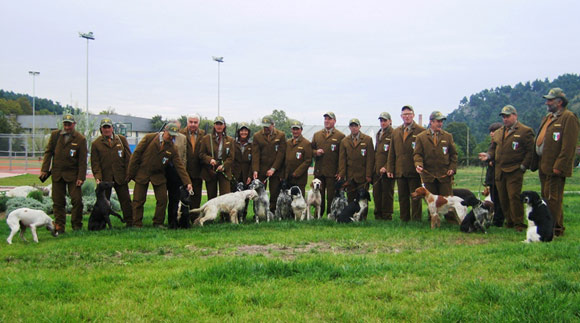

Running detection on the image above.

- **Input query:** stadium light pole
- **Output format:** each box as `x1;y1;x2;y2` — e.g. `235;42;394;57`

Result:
28;71;40;157
79;31;95;139
212;56;224;116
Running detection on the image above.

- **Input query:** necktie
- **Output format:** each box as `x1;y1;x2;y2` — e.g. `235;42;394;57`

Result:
190;133;196;152
353;137;358;146
504;128;510;139
108;137;112;147
433;133;437;145
403;128;410;142
536;115;553;146
326;129;331;138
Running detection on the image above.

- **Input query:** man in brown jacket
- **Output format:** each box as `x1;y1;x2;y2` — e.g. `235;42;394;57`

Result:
199;116;235;199
338;118;374;204
252;115;287;213
284;120;313;196
90;118;133;226
480;105;534;231
233;122;253;186
534;88;579;236
387;105;425;221
127;123;192;228
166;120;188;229
414;111;457;196
311;112;345;217
373;112;395;220
180;114;206;211
40;114;87;233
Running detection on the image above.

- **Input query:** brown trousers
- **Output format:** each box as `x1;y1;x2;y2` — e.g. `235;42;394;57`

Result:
423;179;453;196
373;176;395;220
52;179;83;230
105;183;133;225
539;170;566;235
132;182;168;227
190;177;203;209
316;176;337;217
205;173;231;200
397;176;423;221
496;170;525;228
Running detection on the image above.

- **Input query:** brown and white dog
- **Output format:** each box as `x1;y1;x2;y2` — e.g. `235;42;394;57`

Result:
411;187;468;229
306;178;322;219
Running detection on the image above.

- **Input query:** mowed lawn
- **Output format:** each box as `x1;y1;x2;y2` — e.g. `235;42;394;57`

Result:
1;167;580;321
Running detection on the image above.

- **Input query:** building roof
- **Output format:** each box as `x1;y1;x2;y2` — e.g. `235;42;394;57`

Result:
17;114;154;132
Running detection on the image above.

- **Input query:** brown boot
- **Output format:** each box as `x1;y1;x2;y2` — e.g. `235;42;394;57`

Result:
55;223;65;234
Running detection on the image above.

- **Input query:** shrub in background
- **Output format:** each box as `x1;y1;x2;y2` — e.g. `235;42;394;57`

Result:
82;181;96;197
0;192;9;212
6;197;46;215
27;190;45;203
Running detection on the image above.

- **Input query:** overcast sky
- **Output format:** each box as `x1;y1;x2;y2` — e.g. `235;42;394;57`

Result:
1;0;578;127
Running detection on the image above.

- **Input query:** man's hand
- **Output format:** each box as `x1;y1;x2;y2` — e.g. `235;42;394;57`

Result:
246;177;251;185
553;168;562;175
478;152;489;161
415;165;423;174
187;184;193;193
447;169;455;176
76;180;84;187
96;178;101;184
316;149;324;156
266;169;275;177
216;165;224;172
253;171;258;180
210;159;217;166
379;167;387;175
387;172;394;178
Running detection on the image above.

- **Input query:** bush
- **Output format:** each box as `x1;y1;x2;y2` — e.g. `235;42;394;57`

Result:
6;197;46;215
27;190;44;203
0;192;8;212
81;181;96;197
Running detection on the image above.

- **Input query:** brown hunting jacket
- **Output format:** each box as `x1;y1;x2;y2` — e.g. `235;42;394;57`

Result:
91;134;132;185
338;133;375;184
180;128;206;179
283;135;313;186
387;122;425;178
311;128;345;178
413;129;457;183
251;128;287;177
41;129;87;182
488;121;534;177
199;132;235;181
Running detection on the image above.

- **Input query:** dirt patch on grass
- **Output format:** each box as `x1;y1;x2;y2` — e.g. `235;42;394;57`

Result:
453;237;490;245
189;242;403;260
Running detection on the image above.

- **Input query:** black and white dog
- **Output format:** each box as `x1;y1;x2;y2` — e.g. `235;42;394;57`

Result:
249;179;275;223
88;182;125;231
233;182;250;223
453;189;494;233
328;179;348;221
176;185;194;229
521;191;554;243
289;186;308;220
337;188;371;223
275;180;293;220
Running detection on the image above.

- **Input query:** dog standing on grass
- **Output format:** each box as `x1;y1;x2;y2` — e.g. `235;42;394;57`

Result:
307;178;322;219
192;190;259;226
6;208;58;244
176;185;195;229
88;182;125;231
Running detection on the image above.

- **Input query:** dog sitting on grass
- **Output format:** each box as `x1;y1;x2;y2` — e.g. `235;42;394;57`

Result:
521;191;554;243
328;179;348;221
88;182;125;231
336;188;371;223
6;208;58;244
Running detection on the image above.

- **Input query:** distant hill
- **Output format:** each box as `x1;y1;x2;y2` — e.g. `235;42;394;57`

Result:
446;73;580;142
0;89;76;115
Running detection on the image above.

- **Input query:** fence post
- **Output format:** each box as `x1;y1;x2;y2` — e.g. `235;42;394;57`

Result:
8;136;12;171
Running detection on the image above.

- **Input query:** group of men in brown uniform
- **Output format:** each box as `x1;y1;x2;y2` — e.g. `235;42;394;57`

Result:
40;88;578;237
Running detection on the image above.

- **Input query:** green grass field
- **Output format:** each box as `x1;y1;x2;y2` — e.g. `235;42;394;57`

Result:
1;167;580;321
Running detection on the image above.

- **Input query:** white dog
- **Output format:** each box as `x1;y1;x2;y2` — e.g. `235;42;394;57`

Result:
6;208;58;244
192;190;258;226
288;186;308;221
306;178;322;219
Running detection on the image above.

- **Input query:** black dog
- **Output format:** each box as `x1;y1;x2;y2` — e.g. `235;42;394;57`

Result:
175;185;194;229
88;182;125;231
337;188;371;223
521;191;554;242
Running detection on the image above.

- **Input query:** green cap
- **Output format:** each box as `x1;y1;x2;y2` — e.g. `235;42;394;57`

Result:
323;111;336;120
100;118;113;127
378;112;391;120
290;120;303;129
214;116;226;124
401;105;414;112
165;123;179;136
62;114;75;123
239;122;250;130
429;111;446;121
349;118;361;126
499;105;517;116
261;115;274;127
543;88;567;100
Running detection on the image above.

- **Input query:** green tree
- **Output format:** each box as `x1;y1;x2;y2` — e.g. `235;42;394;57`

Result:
99;107;116;115
17;97;32;114
444;122;476;165
0;98;23;115
151;115;166;132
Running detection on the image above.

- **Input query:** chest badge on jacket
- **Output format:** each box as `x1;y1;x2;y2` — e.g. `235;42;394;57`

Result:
162;157;168;165
118;150;123;158
331;144;336;152
553;132;560;141
361;149;367;156
412;142;416;149
512;141;519;150
248;153;252;161
442;147;448;155
70;149;76;157
384;144;389;152
296;152;302;159
275;144;279;152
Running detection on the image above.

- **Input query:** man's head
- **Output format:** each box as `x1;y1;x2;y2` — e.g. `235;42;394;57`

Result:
488;122;502;137
62;114;76;133
401;105;415;126
499;105;518;128
261;115;274;134
186;114;200;133
290;120;303;138
323;111;336;130
163;123;179;142
378;112;391;129
429;111;446;132
100;118;113;137
214;116;226;133
238;122;251;140
543;88;568;113
349;118;361;136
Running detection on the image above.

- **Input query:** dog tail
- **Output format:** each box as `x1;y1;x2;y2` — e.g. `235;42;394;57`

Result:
189;207;203;214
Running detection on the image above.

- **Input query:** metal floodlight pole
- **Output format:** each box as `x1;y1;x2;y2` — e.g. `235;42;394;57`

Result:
79;32;95;139
212;56;224;116
28;71;40;157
